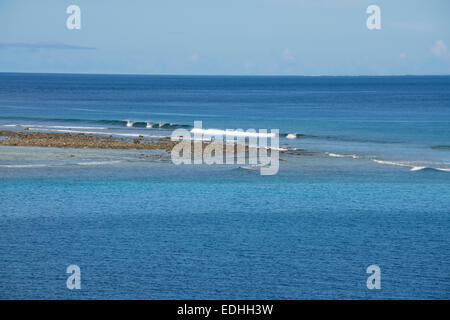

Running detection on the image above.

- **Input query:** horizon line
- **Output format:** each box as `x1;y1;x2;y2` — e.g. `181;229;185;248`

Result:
1;71;450;77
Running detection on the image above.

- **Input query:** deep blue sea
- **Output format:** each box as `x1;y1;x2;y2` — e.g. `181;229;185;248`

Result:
0;73;449;299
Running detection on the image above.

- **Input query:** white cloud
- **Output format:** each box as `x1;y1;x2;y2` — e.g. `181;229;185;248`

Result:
281;48;295;62
188;53;199;63
430;40;448;57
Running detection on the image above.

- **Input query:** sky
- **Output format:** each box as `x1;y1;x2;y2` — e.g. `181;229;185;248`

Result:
0;0;449;75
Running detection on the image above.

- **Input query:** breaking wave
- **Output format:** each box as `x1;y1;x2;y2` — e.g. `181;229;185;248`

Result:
0;164;49;168
0;116;191;130
281;133;304;139
326;152;360;159
372;159;450;172
124;120;190;129
190;128;277;138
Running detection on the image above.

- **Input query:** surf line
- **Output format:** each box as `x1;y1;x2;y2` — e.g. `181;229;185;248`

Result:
170;121;280;175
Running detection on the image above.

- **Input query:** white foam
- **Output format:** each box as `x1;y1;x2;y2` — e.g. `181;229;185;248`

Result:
125;120;134;127
76;161;122;166
286;133;297;139
0;164;49;168
372;159;450;173
191;128;277;138
327;153;345;158
327;152;359;159
257;146;288;151
372;159;410;167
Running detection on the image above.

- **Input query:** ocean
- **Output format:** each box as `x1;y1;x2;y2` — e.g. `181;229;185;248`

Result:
0;73;449;299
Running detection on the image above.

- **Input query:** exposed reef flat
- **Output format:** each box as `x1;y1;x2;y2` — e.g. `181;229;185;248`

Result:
0;130;178;151
0;130;315;156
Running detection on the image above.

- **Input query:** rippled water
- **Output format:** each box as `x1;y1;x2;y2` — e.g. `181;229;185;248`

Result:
0;74;449;299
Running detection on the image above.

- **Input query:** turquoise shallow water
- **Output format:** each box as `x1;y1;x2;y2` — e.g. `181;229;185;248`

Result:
0;73;449;299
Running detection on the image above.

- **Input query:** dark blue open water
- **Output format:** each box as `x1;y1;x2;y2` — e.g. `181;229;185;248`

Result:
0;73;449;299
